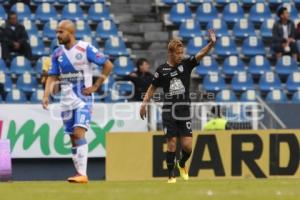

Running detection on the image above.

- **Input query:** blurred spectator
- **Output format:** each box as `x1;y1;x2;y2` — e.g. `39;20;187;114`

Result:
272;7;298;61
296;22;300;58
123;58;153;101
2;11;32;62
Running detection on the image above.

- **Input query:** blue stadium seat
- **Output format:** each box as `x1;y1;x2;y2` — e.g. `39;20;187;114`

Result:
61;3;84;20
275;56;298;77
0;5;6;20
169;3;192;24
259;72;282;93
186;36;206;56
296;0;300;8
242;36;265;57
190;0;211;4
29;35;47;56
16;72;38;93
0;59;10;74
216;0;238;6
202;72;226;92
231;72;254;92
30;89;44;103
33;0;55;3
0;95;2;103
104;36;129;56
43;20;58;39
10;3;32;20
22;19;39;36
84;0;106;4
222;56;245;76
260;19;275;40
10;56;33;75
35;3;57;22
222;2;244;24
195;2;217;25
216;89;237;102
206;18;229;37
87;3;111;22
286;72;300;93
110;81;135;102
265;89;288;103
50;39;60;52
196;56;218;76
162;0;185;4
291;90;300;103
233;18;256;40
58;0;80;3
248;55;271;76
96;20;118;40
0;72;13;92
5;89;27;103
178;19;202;40
75;20;92;39
269;0;292;7
249;3;271;24
113;57;135;76
242;0;264;6
82;35;99;49
35;56;47;76
214;36;238;57
240;90;258;102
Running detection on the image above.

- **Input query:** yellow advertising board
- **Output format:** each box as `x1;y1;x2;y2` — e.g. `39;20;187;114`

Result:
106;130;300;181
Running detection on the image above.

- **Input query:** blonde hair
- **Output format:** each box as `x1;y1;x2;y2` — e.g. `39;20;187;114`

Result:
168;38;183;53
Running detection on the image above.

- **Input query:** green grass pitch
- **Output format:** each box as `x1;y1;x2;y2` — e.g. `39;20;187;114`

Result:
0;179;299;200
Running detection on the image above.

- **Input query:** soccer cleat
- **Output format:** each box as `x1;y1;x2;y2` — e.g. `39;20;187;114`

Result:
67;174;89;183
167;177;176;184
177;161;189;181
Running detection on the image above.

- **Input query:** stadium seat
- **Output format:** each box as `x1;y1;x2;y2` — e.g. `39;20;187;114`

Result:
186;36;206;56
43;20;58;39
96;20;118;40
222;56;245;76
35;56;47;76
265;89;288;103
249;3;271;24
0;59;10;74
286;72;300;93
113;57;135;76
222;2;244;24
206;18;229;37
216;89;237;102
61;3;84;20
10;3;32;20
0;72;13;92
296;0;300;9
275;56;298;78
30;35;47;56
178;19;202;40
30;89;44;103
162;0;185;4
0;5;6;20
291;90;300;103
240;90;258;102
231;72;254;92
242;0;264;7
216;0;238;6
260;19;275;40
190;0;211;4
5;89;27;103
22;19;39;36
87;3;111;22
195;56;218;77
202;72;226;92
35;3;57;22
169;3;192;24
82;35;99;49
58;0;80;3
109;81;135;102
33;0;55;4
233;18;256;40
84;0;106;4
16;72;38;93
10;56;33;75
104;36;129;56
195;2;217;25
50;39;60;52
0;95;2;103
259;72;282;93
242;36;265;57
269;0;293;8
75;20;92;39
214;36;238;57
248;55;271;76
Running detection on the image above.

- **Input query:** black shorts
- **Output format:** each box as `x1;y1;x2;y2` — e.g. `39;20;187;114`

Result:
162;107;193;138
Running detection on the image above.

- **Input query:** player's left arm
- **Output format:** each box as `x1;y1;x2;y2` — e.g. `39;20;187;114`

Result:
83;45;113;95
195;29;216;62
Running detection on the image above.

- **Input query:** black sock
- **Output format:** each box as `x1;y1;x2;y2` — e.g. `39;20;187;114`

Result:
166;151;176;178
179;150;191;168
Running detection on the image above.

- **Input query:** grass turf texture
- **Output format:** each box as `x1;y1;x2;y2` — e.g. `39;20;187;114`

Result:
0;179;299;200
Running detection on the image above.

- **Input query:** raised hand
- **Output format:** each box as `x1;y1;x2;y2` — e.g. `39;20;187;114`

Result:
208;29;216;44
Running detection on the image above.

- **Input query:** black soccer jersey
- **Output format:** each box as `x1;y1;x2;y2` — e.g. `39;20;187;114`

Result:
152;56;198;108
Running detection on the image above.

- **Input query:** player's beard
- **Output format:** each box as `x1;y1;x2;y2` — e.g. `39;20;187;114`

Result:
58;36;70;45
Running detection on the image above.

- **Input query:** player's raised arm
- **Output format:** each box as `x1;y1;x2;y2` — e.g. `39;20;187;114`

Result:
195;29;216;62
140;84;157;120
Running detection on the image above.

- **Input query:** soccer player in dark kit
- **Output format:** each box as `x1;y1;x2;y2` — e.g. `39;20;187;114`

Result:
140;30;216;183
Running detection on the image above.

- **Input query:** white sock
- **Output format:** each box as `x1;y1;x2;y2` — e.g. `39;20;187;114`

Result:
76;144;88;176
71;147;80;174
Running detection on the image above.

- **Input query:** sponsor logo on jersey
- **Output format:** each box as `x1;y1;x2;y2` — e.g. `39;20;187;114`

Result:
178;65;184;72
76;46;86;52
75;53;83;60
